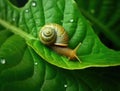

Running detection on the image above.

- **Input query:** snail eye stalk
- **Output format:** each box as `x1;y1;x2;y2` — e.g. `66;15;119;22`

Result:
39;23;81;62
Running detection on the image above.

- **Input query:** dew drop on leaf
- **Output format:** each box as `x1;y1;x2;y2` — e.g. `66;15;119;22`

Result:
70;19;74;23
64;84;67;88
31;1;37;7
34;62;38;65
0;58;6;64
25;9;29;13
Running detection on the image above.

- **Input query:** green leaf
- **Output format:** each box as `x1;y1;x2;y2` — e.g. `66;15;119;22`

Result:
0;30;12;47
75;0;120;49
0;0;120;90
1;46;119;91
0;35;26;72
0;0;120;70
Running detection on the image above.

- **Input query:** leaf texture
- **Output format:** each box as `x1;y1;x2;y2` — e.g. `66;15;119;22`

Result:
0;0;120;69
0;0;120;91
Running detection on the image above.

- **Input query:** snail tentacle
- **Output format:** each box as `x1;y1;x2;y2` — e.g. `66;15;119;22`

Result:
73;42;81;63
39;23;81;62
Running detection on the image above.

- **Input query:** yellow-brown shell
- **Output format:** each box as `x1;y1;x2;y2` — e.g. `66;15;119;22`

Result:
39;24;68;46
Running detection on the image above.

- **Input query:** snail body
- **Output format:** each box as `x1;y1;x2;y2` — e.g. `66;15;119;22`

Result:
39;24;81;63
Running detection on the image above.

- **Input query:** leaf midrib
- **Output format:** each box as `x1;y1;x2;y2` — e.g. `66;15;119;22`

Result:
0;18;36;40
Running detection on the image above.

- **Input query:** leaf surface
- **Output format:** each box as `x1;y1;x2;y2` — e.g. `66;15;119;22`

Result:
0;0;120;90
0;0;120;70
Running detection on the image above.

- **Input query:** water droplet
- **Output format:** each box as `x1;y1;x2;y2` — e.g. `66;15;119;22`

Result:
12;17;16;21
34;62;38;65
70;19;74;23
25;9;29;13
32;1;37;7
0;58;6;64
64;84;67;88
90;9;95;14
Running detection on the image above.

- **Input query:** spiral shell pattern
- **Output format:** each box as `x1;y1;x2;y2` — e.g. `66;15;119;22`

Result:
39;24;68;46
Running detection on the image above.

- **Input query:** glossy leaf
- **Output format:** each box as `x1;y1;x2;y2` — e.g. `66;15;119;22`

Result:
0;0;120;70
0;0;120;91
75;0;120;49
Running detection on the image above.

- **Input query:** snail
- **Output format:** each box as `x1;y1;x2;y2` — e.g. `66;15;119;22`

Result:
39;24;81;63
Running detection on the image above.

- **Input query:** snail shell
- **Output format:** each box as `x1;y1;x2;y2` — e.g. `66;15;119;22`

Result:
39;24;68;46
39;23;81;63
